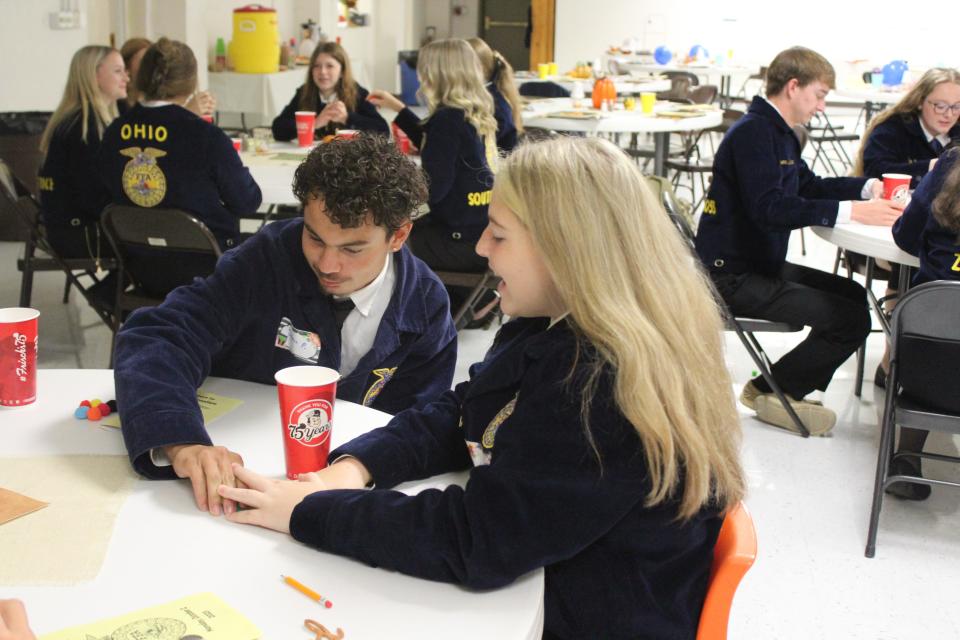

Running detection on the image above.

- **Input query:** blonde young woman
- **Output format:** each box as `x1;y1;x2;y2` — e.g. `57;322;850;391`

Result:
369;38;498;274
468;37;524;152
218;137;746;640
38;45;127;260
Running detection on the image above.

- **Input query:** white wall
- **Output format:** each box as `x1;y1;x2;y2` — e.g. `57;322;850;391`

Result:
555;0;948;84
0;0;108;112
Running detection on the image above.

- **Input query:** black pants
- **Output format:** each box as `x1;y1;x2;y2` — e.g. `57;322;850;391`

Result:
712;262;871;399
408;217;487;273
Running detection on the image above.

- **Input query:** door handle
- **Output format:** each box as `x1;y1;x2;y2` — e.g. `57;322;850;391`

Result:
484;16;528;30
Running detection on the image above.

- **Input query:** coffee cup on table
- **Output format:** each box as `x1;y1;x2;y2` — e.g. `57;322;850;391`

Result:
882;173;911;203
0;308;39;407
294;111;317;147
275;366;339;479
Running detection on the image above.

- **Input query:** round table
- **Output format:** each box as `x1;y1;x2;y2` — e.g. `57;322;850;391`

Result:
522;99;722;176
831;87;906;125
3;370;545;640
608;59;760;104
515;73;670;95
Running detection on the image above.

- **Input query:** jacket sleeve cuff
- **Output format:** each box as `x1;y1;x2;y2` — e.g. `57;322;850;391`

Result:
122;410;212;479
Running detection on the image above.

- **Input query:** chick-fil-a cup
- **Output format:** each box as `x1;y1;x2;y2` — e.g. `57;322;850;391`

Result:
275;366;340;479
0;308;39;407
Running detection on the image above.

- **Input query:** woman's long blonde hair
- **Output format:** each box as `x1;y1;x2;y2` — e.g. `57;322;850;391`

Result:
853;68;960;176
417;39;498;143
40;45;119;153
495;137;745;519
467;37;524;135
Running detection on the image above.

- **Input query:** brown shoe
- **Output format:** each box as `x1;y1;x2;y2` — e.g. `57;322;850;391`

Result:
753;394;836;436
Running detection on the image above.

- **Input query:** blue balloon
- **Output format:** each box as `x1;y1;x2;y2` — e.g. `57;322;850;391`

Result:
882;60;908;86
688;44;709;60
654;46;672;65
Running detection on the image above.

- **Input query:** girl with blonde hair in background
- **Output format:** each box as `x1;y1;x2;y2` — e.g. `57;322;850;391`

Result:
369;38;497;277
467;37;524;152
271;41;387;141
38;45;127;260
218;136;746;639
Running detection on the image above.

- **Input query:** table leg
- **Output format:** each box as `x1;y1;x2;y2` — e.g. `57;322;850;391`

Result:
864;102;877;126
653;131;669;177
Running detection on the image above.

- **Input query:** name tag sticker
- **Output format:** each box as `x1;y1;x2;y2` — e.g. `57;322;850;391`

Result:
146;237;168;247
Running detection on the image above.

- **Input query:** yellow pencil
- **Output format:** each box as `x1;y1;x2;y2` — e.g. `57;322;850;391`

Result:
282;574;333;609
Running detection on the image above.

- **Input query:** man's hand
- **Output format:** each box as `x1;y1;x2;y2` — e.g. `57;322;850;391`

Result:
221;464;328;534
366;89;405;113
851;199;905;226
0;599;35;640
164;444;244;516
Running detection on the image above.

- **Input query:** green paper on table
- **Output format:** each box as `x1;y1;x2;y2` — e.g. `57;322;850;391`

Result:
39;592;260;639
100;389;244;428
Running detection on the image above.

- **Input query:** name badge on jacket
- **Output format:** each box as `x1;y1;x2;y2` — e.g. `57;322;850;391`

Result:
275;316;321;363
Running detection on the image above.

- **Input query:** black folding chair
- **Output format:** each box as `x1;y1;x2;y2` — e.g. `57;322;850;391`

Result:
652;177;810;437
865;281;960;557
100;204;223;359
433;269;501;331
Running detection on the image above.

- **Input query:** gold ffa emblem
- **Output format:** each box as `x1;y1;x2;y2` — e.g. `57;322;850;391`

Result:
120;146;167;207
362;367;397;406
481;392;518;449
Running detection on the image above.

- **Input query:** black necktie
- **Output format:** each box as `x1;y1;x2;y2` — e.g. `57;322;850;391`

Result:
932;138;944;155
331;297;355;332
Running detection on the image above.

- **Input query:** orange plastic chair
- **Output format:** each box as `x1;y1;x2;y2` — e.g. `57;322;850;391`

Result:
696;501;757;640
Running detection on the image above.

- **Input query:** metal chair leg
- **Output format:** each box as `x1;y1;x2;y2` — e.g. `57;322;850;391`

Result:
866;361;898;557
62;276;72;303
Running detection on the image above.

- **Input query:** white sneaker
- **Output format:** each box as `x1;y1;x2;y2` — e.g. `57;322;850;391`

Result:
753;394;836;436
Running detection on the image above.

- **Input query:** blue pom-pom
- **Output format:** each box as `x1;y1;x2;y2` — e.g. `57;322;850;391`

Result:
74;406;89;419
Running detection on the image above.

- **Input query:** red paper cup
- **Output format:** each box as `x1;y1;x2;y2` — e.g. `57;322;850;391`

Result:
0;308;39;407
275;366;339;479
336;129;359;139
200;114;214;124
882;173;912;203
294;111;316;147
232;138;242;153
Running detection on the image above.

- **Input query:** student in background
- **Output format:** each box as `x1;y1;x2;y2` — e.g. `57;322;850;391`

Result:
99;37;260;254
467;37;524;152
119;37;217;117
219;137;746;640
695;46;904;436
272;42;387;141
888;147;960;500
0;600;33;640
37;45;126;263
369;39;497;275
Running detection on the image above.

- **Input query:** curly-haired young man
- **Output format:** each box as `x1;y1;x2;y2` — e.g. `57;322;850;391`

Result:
113;135;457;515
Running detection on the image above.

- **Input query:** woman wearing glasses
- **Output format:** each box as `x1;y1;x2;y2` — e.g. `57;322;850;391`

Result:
854;68;960;186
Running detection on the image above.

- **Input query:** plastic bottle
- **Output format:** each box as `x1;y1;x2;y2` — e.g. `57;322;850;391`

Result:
215;37;227;72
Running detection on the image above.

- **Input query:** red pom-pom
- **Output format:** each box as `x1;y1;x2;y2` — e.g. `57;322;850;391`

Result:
80;400;91;408
99;404;111;416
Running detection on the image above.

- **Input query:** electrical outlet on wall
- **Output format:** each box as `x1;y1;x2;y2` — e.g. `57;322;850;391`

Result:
49;11;83;30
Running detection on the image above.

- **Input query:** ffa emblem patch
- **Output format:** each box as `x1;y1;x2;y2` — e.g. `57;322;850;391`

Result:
362;367;397;406
120;146;167;207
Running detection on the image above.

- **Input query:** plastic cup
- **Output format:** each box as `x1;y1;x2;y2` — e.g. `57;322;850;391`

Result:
640;92;657;114
882;173;912;202
538;63;549;79
0;308;39;407
336;129;359;139
871;72;883;88
231;138;242;152
275;366;339;479
294;111;316;147
200;114;214;124
548;62;558;76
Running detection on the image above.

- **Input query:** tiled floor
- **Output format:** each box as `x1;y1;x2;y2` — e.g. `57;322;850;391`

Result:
4;180;960;638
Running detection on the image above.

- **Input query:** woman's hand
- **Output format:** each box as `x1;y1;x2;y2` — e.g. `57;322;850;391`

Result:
221;463;327;534
0;600;35;640
185;91;216;116
317;100;348;127
367;89;405;112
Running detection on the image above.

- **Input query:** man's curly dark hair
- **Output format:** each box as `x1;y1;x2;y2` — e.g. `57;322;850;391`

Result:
292;134;428;234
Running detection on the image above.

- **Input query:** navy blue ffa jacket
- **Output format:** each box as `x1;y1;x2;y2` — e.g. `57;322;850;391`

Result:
114;218;457;480
37;109;111;228
862;113;960;187
98;104;262;249
488;83;518;152
893;149;960;285
696;96;867;276
290;317;721;640
271;84;388;141
394;106;494;241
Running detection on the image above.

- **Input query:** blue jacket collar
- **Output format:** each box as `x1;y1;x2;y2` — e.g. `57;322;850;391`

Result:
748;95;793;135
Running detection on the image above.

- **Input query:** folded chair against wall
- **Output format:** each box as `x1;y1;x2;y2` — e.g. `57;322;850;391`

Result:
100;204;223;358
865;280;960;557
696;502;757;640
654;178;810;437
1;169;114;325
